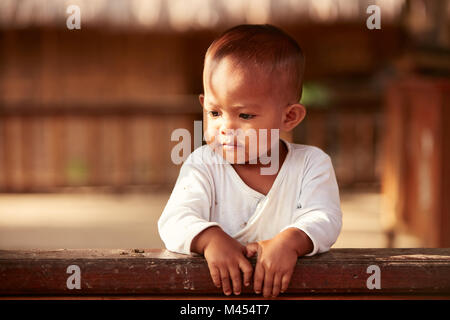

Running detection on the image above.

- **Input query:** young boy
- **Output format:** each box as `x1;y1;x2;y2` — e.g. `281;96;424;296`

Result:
158;24;342;298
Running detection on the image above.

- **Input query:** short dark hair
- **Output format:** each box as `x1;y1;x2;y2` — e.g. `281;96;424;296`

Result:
204;24;305;102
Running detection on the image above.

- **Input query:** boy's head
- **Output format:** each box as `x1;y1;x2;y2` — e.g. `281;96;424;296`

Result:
199;24;306;164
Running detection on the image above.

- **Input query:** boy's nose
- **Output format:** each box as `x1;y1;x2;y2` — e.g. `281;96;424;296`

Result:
220;127;235;136
219;118;238;135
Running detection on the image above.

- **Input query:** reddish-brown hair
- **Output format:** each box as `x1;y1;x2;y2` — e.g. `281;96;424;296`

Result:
204;24;305;102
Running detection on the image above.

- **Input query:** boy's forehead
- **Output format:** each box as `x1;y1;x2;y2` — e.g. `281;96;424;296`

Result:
203;57;281;104
204;56;270;83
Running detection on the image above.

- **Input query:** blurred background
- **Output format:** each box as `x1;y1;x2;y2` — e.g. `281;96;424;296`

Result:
0;0;449;250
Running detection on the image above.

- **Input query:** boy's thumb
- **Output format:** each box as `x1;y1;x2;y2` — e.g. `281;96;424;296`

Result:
245;242;259;258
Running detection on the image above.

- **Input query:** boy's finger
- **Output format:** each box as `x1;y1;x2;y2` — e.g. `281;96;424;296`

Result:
253;262;264;294
245;242;259;258
272;273;282;297
208;265;221;288
281;270;293;293
239;259;253;287
262;270;274;298
219;268;232;296
228;265;242;295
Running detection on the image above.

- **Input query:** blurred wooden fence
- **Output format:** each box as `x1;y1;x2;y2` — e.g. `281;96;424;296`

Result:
0;23;398;193
0;101;199;192
297;103;383;189
0;100;382;192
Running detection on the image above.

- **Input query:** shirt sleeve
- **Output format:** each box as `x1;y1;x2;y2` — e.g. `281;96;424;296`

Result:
158;158;220;255
281;150;343;256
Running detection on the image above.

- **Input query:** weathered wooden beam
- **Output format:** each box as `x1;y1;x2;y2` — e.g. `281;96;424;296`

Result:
0;102;202;117
0;248;449;297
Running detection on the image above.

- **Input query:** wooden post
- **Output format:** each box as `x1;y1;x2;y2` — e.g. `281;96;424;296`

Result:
382;77;450;247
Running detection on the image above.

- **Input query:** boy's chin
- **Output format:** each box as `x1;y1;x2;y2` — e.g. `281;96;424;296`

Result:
208;145;247;164
220;149;247;164
219;148;260;165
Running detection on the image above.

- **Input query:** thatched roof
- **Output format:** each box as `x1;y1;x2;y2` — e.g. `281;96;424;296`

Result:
0;0;406;30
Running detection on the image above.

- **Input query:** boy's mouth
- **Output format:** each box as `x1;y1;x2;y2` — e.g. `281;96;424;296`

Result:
222;143;243;150
220;140;244;148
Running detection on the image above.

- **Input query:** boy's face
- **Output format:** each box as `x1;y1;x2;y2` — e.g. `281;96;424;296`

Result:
200;57;291;164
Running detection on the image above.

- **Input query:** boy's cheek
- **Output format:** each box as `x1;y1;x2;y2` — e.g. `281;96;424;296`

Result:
204;127;218;145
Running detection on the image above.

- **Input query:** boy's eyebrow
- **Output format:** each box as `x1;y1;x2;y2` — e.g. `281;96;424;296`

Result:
231;103;260;109
206;102;260;109
205;101;219;107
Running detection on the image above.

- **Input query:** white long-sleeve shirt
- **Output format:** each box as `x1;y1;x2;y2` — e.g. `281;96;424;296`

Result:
158;140;342;256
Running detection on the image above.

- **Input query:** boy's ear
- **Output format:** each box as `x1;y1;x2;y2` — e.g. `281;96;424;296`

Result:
198;94;205;107
282;103;306;132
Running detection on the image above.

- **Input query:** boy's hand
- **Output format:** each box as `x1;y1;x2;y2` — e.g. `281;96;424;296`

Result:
191;226;253;296
246;228;313;297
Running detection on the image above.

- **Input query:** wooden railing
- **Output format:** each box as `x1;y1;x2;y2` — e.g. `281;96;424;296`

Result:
1;248;449;299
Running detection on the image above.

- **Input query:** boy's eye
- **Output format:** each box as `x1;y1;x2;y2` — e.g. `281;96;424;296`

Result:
239;113;255;120
208;111;220;117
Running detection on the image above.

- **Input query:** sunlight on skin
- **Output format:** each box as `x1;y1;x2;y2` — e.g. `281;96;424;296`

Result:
200;56;302;166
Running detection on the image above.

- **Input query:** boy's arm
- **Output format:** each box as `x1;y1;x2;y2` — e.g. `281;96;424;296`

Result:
284;151;342;256
158;162;219;255
275;227;313;257
158;159;252;296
